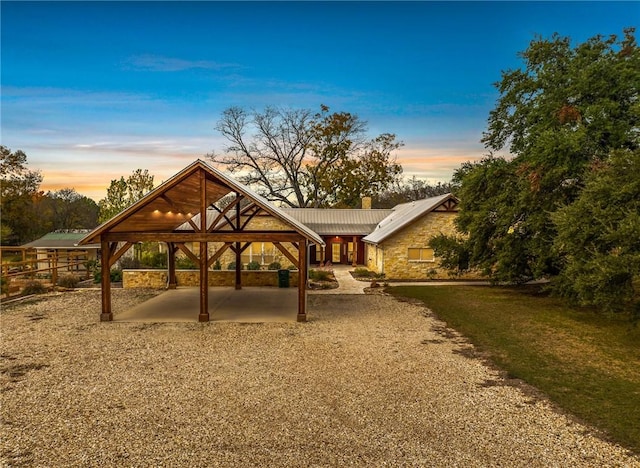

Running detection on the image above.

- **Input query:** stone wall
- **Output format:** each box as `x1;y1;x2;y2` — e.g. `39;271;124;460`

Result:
123;269;299;288
365;212;479;280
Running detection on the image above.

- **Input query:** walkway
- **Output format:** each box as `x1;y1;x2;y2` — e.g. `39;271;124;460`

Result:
309;264;366;295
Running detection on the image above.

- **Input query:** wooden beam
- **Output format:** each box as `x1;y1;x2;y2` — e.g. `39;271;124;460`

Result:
352;236;357;266
240;204;262;230
273;242;298;269
207;243;232;268
105;231;305;243
207;195;244;232
297;239;307;322
175;243;200;264
108;241;134;268
100;239;112;321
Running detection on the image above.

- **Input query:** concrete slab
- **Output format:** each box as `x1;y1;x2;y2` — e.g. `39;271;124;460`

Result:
114;286;298;323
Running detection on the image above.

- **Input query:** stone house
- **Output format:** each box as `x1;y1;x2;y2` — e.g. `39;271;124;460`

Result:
172;193;462;280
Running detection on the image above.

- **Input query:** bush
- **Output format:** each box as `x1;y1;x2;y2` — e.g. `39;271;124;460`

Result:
93;269;123;284
353;267;375;278
176;257;197;269
309;269;332;281
141;251;167;269
213;259;222;270
0;277;8;295
287;264;297;270
267;262;282;270
227;262;244;270
119;256;142;269
22;281;47;295
247;261;261;270
58;274;80;288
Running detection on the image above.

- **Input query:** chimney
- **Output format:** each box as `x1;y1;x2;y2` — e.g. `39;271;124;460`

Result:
361;196;372;209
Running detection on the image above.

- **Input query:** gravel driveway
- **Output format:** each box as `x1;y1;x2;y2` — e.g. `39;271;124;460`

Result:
1;289;637;467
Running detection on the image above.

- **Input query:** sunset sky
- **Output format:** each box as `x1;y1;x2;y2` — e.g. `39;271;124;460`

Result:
2;1;635;201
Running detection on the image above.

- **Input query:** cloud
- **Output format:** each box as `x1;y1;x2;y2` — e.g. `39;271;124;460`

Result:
124;54;241;72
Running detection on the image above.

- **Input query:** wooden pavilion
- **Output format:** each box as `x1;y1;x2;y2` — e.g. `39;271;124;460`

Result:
79;160;324;322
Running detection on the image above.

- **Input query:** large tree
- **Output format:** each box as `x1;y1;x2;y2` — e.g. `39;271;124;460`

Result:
432;29;639;291
552;149;640;314
98;169;154;222
209;105;403;207
0;146;43;245
39;188;99;231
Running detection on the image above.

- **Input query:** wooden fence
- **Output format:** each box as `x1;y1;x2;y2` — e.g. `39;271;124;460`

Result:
1;247;93;299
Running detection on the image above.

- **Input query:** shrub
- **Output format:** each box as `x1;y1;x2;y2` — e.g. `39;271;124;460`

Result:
22;281;47;295
93;269;123;283
287;264;297;270
176;257;197;269
58;274;80;288
119;256;141;269
227;262;244;270
353;267;375;278
213;259;222;270
247;261;261;271
268;262;282;270
141;251;167;269
309;269;332;281
0;277;9;295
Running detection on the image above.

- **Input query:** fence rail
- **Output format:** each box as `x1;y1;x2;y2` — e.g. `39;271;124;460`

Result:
1;247;94;299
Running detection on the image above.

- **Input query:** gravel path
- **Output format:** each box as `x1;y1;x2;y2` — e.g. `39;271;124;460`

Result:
1;289;637;467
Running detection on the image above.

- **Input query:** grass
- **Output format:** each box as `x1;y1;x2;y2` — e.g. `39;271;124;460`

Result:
388;284;640;454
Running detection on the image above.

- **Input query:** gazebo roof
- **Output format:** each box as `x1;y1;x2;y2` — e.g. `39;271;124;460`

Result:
79;159;324;246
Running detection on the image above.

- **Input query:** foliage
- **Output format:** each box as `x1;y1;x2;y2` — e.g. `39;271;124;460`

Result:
210;105;403;208
551;149;640;314
374;176;454;208
227;261;243;270
213;259;222;270
309;269;333;281
93;268;123;283
176;257;197;270
389;285;640;453
267;261;281;270
0;146;43;245
246;260;261;270
98;169;154;222
286;264;297;270
22;280;47;295
37;188;99;232
435;29;639;288
0;277;8;295
57;274;80;289
118;256;142;269
141;251;167;269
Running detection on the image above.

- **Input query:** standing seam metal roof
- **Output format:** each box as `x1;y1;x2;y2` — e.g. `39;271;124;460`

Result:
282;209;393;235
362;194;455;244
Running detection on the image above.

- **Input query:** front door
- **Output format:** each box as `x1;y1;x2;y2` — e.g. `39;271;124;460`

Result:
332;243;341;263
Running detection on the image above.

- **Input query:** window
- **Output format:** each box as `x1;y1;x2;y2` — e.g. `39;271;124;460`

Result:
407;248;434;262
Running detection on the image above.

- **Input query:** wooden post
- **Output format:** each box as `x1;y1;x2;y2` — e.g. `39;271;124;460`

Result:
100;239;112;321
198;170;209;322
352;236;357;266
297;239;307;322
51;252;58;287
235;242;242;290
199;241;209;322
167;243;177;289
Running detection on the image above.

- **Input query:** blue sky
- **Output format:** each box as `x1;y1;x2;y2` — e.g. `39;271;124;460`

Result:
2;1;636;200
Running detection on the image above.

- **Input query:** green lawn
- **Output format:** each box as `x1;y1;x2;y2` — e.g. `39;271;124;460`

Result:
388;285;640;454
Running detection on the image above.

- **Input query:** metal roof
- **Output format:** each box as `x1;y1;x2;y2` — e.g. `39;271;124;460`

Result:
362;194;455;245
22;231;100;249
282;209;393;235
